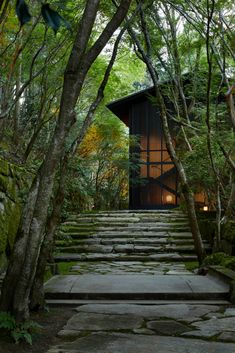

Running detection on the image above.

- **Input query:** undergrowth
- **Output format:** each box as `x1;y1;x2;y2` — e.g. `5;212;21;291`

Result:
0;311;41;344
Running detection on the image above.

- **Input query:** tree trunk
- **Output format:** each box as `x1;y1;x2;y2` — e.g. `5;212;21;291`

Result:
29;157;67;310
127;21;206;264
0;0;132;321
29;25;126;309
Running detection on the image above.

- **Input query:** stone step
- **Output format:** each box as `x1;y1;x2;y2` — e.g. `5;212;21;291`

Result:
60;224;190;233
68;211;188;217
46;299;231;306
65;216;189;223
69;261;193;275
44;274;230;301
57;231;194;240
56;238;195;246
54;253;198;262
56;244;198;254
98;225;190;231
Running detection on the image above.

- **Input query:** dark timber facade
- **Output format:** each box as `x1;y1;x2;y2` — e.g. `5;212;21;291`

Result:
108;87;179;210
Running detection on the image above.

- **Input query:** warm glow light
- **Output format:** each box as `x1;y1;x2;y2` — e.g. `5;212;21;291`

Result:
203;206;208;211
166;195;173;203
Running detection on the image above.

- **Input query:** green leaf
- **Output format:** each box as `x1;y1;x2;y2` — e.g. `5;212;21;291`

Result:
41;4;71;34
22;332;33;345
11;330;33;345
16;0;31;26
0;311;16;330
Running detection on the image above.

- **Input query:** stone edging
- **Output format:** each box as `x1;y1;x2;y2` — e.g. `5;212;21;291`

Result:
208;265;235;304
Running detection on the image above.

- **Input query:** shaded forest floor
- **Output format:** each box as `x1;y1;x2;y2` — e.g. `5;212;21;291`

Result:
0;306;75;353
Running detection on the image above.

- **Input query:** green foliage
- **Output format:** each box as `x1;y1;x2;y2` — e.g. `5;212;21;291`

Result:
15;0;71;33
184;261;199;271
222;221;235;242
203;252;235;271
44;261;78;282
0;311;41;344
41;4;71;34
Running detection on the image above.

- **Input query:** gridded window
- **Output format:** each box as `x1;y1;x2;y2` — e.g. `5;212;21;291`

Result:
130;100;178;208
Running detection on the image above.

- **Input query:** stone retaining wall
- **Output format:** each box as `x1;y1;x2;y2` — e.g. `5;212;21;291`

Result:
0;158;30;273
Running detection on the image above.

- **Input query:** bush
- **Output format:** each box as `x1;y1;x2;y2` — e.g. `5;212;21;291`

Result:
203;252;235;271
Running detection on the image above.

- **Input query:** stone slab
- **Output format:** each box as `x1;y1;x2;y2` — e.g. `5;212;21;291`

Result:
46;299;231;306
184;316;235;338
46;332;235;353
76;304;220;322
64;312;143;331
45;274;229;300
146;320;191;334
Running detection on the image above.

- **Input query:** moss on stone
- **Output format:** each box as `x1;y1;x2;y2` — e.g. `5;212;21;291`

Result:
0;173;10;194
0;159;9;176
0;158;31;272
7;202;21;250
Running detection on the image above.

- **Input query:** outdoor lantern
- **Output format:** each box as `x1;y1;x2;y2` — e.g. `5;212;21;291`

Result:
166;194;173;203
203;206;208;211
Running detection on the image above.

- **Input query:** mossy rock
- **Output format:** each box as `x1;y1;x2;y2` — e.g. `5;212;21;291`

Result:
0;158;31;272
0;173;10;195
7;202;21;250
0;159;9;176
0;199;21;253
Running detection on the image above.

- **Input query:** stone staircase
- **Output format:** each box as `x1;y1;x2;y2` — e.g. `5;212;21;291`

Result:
54;210;210;263
45;210;229;304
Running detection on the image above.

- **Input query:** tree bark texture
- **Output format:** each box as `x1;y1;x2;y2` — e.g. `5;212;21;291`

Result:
29;157;67;310
0;0;132;321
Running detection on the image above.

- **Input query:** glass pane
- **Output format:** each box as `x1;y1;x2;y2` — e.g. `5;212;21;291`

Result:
149;165;161;179
149;151;161;163
162;150;171;162
162;164;173;175
149;133;161;150
140;151;148;163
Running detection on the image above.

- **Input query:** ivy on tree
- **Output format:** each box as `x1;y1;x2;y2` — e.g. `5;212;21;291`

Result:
16;0;70;33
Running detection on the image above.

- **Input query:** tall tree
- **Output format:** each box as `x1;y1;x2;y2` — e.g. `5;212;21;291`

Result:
0;0;132;321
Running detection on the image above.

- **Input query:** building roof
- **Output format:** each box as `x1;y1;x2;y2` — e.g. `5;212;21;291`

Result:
107;86;155;126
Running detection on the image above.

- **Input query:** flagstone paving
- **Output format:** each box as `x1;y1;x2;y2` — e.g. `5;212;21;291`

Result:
69;260;192;275
46;303;235;353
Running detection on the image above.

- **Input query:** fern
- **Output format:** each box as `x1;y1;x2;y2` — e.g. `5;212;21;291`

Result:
0;311;41;345
0;311;16;330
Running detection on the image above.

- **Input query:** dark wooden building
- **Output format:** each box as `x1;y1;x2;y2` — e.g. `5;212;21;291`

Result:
108;87;180;210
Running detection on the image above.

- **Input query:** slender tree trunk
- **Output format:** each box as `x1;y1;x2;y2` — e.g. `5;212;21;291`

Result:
127;16;206;264
0;0;132;321
214;182;222;251
29;157;67;310
0;0;9;24
12;61;22;145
